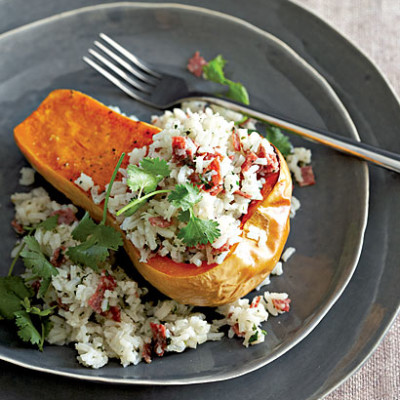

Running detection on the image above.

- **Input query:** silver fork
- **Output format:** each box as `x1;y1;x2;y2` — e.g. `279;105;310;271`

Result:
83;33;400;173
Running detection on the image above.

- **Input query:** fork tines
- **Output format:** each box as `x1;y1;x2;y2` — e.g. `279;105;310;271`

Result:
83;33;161;102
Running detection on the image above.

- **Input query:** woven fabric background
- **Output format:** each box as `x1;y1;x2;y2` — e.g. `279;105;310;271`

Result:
294;1;400;399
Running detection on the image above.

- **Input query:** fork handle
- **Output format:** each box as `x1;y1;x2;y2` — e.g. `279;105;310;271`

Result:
187;95;400;173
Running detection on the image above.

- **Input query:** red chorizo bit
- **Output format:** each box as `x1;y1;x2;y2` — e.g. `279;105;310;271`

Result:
50;246;66;268
188;243;207;252
258;153;280;176
250;296;262;308
232;129;241;152
208;185;224;196
187;51;207;77
233;190;252;199
101;305;121;322
232;323;245;337
11;219;25;234
88;271;117;313
298;165;316;187
148;216;173;228
241;152;258;173
31;280;41;295
50;208;77;225
171;136;193;163
142;343;152;364
57;297;70;311
272;298;291;312
150;322;168;357
88;291;103;314
203;151;223;161
189;171;201;185
211;242;230;255
100;271;117;291
207;159;221;187
257;144;268;159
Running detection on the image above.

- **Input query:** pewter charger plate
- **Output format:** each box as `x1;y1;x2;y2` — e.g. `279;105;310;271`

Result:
0;3;368;385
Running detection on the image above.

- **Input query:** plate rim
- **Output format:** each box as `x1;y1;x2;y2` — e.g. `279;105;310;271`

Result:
0;1;369;386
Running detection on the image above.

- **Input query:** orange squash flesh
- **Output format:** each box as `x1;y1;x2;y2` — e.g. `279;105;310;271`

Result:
14;89;292;306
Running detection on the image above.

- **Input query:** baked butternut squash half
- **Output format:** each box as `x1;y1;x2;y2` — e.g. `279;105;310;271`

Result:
14;89;292;306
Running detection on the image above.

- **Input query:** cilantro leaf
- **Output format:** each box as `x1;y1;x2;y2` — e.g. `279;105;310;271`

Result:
92;225;123;251
0;276;33;319
177;215;220;247
118;157;171;216
21;297;55;317
21;236;59;280
178;209;191;223
202;55;249;105
71;213;122;250
127;165;159;194
248;330;259;344
70;212;97;242
140;157;170;179
37;277;52;299
225;81;249;105
14;310;42;348
67;237;111;271
36;215;59;231
265;126;293;156
203;55;227;83
168;184;202;211
68;211;123;270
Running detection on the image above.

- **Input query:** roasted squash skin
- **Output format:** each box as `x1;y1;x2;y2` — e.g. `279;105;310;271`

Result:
14;89;292;306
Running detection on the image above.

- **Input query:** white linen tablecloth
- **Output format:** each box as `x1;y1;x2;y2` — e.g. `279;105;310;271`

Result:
294;1;400;398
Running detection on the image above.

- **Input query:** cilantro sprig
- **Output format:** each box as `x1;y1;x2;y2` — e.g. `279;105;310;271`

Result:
0;276;33;319
21;236;59;298
0;277;54;350
168;184;220;247
192;53;294;157
116;157;171;216
202;55;249;105
8;214;60;277
265;126;293;157
66;153;125;271
117;163;221;247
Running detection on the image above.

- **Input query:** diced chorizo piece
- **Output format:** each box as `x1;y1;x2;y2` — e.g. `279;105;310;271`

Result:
272;298;291;312
241;152;258;172
234;190;252;199
148;216;173;228
258;153;280;176
101;305;121;322
210;242;230;255
250;296;262;308
232;323;245;337
150;322;168;357
50;208;77;225
298;165;316;187
100;271;117;291
142;343;152;364
57;297;70;311
171;136;193;163
187;51;207;77
11;220;25;234
207;159;221;187
50;246;66;267
88;271;117;313
232;129;241;152
208;185;224;196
